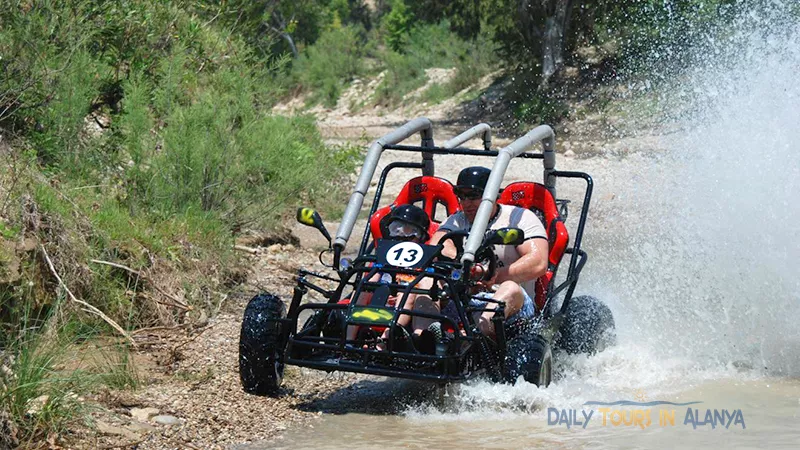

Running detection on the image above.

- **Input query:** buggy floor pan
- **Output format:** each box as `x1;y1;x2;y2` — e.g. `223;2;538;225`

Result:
284;355;474;383
286;338;479;382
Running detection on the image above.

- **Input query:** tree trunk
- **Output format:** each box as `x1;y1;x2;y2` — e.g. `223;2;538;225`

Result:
281;31;299;59
517;0;575;86
540;0;572;85
269;11;299;59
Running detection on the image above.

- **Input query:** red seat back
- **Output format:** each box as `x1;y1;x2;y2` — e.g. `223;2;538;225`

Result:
498;182;569;311
369;176;461;242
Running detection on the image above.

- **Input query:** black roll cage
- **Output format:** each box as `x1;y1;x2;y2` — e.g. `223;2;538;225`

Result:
281;140;593;382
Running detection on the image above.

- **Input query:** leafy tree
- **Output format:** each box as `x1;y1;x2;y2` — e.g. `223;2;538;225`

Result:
383;0;414;52
197;0;334;58
405;0;574;84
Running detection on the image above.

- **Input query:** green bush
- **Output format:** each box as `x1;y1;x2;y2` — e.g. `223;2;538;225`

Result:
372;50;428;106
0;0;355;335
293;25;366;107
1;313;141;445
383;0;413;52
373;22;499;106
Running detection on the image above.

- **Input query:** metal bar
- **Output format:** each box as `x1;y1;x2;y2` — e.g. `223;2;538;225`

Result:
296;277;333;298
548;171;593;315
462;125;555;264
284;358;467;382
358;161;426;256
442;123;492;150
383;144;544;159
335;118;434;251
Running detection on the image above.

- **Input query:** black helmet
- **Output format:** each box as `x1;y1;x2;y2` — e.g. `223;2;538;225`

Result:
382;204;430;241
456;166;491;191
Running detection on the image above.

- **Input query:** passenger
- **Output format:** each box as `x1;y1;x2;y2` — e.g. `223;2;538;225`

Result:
345;204;431;344
426;166;550;337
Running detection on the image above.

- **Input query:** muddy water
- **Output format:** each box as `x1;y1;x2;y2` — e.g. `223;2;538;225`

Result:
249;6;800;449
253;377;799;449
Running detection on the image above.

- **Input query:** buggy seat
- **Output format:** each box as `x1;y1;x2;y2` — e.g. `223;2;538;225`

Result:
498;182;569;311
369;176;461;242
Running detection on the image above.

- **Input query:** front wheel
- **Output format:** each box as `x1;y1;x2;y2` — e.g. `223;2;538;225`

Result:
504;334;552;387
239;293;286;396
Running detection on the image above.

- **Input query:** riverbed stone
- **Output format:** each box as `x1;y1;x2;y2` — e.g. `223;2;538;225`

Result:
153;414;182;426
130;407;160;422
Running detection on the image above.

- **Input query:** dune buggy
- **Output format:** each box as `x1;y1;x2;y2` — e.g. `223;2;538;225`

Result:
239;119;615;396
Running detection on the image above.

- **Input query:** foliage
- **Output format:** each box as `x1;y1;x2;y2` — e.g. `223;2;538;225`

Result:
372;21;498;107
383;0;413;52
1;308;140;444
0;0;358;348
292;25;366;107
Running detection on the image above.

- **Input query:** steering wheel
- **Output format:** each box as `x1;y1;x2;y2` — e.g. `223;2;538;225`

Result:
436;229;498;283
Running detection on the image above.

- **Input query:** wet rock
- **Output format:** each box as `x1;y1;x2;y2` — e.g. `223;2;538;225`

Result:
564;150;576;158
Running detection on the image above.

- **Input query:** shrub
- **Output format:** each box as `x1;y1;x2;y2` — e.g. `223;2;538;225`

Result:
293;25;366;107
373;22;499;107
383;0;413;52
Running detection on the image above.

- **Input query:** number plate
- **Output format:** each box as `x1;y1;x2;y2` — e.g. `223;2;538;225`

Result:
376;239;437;269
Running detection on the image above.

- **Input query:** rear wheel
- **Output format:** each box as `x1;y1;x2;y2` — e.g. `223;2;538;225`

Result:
504;334;552;387
556;295;616;355
239;293;286;396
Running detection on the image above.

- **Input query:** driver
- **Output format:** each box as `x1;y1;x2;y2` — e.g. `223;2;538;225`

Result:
429;166;550;337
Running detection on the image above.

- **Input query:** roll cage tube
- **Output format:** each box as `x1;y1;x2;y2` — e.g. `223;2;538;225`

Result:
461;125;556;265
442;123;492;150
334;118;435;254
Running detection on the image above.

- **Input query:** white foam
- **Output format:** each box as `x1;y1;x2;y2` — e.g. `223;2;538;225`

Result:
405;2;800;419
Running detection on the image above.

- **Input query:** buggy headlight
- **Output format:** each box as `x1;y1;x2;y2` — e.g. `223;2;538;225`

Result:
451;269;463;280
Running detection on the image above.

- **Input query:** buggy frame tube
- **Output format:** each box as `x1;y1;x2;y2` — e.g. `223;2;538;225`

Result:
550;170;593;314
384;145;544;159
335;118;434;252
358;161;426;256
443;123;492;150
462;125;556;264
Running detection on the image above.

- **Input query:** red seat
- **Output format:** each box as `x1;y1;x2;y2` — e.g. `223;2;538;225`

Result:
369;176;461;242
498;182;569;311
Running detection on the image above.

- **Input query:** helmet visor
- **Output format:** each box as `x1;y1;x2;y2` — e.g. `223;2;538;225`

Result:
387;220;425;241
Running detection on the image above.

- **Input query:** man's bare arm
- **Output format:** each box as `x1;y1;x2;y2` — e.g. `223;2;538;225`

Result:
495;238;548;284
430;229;458;259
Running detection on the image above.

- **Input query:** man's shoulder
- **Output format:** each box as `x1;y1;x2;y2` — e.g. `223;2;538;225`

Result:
439;210;467;231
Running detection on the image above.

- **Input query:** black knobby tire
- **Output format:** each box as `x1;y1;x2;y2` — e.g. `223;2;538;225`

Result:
504;333;553;387
239;293;286;396
556;295;616;355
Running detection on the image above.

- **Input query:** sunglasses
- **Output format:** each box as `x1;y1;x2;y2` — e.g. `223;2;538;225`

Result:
456;189;483;200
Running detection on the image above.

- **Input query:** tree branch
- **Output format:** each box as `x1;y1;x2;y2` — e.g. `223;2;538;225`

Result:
41;246;137;348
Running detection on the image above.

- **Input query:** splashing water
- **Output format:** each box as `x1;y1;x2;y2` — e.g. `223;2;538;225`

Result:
439;1;800;414
253;7;800;449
